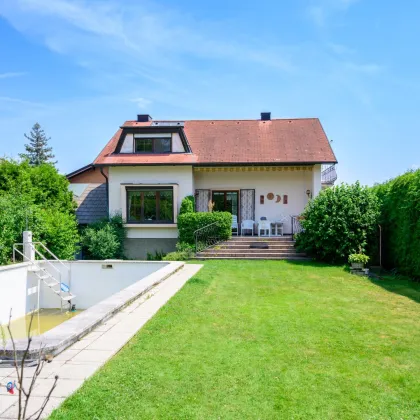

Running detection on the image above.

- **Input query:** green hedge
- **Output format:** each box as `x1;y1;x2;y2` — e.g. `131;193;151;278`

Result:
295;182;380;263
372;169;420;278
179;195;195;215
177;211;232;245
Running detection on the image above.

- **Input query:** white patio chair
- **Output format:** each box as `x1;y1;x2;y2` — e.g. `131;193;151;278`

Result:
241;220;254;236
232;215;239;236
258;219;271;237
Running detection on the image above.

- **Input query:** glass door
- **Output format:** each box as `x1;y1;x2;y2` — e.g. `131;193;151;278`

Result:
212;191;239;218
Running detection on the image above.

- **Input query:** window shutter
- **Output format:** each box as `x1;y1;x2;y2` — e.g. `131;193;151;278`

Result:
195;189;211;212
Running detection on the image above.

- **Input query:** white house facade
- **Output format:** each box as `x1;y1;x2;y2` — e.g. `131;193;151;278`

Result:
67;113;337;258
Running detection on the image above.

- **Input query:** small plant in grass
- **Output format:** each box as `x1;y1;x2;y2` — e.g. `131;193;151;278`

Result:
348;253;370;268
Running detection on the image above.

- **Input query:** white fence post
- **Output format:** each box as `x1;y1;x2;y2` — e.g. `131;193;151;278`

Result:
23;231;35;262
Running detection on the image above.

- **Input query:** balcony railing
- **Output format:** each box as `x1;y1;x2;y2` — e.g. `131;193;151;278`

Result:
321;164;337;184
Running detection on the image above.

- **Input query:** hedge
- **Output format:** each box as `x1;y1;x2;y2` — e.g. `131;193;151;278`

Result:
177;211;232;245
179;195;195;215
372;169;420;278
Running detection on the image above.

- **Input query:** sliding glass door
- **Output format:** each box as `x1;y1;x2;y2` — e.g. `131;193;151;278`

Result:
212;191;239;218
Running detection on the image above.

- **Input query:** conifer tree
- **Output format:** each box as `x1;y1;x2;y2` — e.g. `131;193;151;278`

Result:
20;123;56;166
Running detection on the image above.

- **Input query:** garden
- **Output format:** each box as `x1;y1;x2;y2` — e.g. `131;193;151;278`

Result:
49;260;420;419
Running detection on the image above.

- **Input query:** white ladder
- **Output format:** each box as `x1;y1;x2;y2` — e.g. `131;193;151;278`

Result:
13;242;75;309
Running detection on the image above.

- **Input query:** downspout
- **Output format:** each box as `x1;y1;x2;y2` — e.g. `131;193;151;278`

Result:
99;166;110;219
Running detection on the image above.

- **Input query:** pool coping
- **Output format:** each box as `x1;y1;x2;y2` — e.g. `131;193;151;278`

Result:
1;261;184;359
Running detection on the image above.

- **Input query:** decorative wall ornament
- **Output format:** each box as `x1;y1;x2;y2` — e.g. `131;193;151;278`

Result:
283;195;288;204
267;193;274;200
275;195;281;203
260;195;264;204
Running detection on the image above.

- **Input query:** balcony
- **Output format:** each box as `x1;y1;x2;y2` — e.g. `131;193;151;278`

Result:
321;164;337;185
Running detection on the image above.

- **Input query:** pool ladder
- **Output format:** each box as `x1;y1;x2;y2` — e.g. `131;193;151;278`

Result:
13;242;75;309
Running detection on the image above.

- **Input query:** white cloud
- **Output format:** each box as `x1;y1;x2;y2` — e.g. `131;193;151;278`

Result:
0;0;293;73
0;72;26;79
130;97;152;110
307;0;360;27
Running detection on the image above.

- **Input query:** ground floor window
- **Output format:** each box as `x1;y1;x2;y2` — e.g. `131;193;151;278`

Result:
212;191;238;217
127;187;174;223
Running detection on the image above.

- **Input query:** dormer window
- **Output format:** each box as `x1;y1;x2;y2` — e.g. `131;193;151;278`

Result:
135;137;171;153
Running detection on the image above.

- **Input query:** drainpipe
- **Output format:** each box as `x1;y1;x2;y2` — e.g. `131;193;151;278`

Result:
99;166;109;219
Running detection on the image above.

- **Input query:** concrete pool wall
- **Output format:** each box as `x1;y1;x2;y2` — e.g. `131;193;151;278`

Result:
0;260;184;358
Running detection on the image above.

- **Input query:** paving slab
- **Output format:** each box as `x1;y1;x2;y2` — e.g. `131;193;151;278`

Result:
31;378;83;398
1;396;64;419
70;349;114;364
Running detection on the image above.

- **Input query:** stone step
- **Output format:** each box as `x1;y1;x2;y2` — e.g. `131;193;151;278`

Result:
200;248;301;254
196;256;311;260
216;244;296;249
228;237;293;241
197;252;307;258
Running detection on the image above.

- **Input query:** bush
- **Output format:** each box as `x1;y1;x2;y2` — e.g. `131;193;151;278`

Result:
295;182;380;263
177;211;232;245
163;242;195;261
179;195;195;215
372;169;420;278
348;253;370;265
81;214;126;260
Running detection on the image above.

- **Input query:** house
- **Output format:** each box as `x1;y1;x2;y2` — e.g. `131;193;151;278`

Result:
67;112;337;258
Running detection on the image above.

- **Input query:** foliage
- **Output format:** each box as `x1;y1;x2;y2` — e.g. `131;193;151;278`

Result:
348;253;370;265
0;159;79;264
50;261;420;420
177;211;232;245
295;182;380;263
146;250;166;261
163;242;195;261
81;214;126;260
179;195;195;215
20;122;56;166
372;169;420;278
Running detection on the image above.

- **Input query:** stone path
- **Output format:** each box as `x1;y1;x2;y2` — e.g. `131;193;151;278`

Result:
0;264;202;419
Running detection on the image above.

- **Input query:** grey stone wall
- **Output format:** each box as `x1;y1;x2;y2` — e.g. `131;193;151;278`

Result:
124;238;178;260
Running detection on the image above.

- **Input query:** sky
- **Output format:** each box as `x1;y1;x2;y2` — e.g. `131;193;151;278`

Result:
0;0;419;185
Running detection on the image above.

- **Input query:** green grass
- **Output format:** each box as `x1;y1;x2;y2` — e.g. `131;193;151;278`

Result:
50;261;420;419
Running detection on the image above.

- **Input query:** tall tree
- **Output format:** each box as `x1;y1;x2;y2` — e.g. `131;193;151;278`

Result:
20;122;56;166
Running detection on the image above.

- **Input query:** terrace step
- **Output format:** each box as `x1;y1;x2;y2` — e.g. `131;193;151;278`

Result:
196;256;311;260
196;235;306;260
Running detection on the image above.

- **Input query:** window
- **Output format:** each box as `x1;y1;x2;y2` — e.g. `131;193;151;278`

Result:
135;137;171;153
127;187;174;223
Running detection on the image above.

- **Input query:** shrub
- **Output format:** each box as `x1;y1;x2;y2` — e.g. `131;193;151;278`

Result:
179;195;195;215
295;182;380;263
81;225;120;260
177;211;232;245
372;169;420;278
146;250;166;261
81;214;126;260
348;253;370;265
163;242;195;261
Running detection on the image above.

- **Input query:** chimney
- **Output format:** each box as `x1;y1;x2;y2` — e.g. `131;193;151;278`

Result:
137;114;152;122
261;112;271;121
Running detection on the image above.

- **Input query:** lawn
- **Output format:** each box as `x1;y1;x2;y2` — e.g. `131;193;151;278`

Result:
50;261;420;419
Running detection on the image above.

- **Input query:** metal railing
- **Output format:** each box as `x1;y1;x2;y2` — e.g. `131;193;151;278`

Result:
291;216;304;237
321;164;337;184
194;222;224;253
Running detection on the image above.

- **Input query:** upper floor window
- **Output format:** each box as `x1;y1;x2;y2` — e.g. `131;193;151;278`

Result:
135;137;171;153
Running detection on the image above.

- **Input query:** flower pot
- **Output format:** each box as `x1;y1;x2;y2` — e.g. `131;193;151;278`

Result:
351;262;364;269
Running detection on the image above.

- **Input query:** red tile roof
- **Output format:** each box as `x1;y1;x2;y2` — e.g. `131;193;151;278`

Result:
94;118;337;165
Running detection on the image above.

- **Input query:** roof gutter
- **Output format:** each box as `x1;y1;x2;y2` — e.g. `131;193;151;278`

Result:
99;166;109;219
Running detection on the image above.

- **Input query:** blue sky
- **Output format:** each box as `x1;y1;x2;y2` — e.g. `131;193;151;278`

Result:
0;0;418;185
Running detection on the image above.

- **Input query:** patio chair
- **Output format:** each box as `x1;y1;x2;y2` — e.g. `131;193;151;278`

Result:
258;218;271;237
241;220;254;236
232;215;239;236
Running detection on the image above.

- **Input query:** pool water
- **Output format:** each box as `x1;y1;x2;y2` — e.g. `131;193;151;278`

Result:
1;308;83;340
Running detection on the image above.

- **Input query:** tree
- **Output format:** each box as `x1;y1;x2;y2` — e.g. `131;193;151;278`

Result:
20;123;56;166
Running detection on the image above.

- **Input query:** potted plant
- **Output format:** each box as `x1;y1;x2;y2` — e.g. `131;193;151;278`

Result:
348;253;370;269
